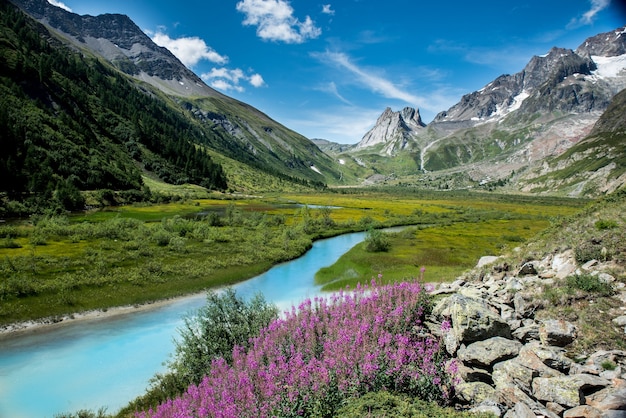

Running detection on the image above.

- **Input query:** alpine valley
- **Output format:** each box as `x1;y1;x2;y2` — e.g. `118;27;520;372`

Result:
2;0;626;217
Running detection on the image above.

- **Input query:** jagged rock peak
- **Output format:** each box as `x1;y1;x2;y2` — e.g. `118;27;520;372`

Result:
576;26;626;57
354;107;425;153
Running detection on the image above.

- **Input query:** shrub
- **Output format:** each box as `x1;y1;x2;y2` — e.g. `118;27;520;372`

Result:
595;219;618;230
364;228;391;252
138;280;456;418
566;273;614;296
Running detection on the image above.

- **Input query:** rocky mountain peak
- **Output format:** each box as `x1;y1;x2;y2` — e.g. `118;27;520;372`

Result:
354;107;425;154
10;0;224;98
576;26;626;57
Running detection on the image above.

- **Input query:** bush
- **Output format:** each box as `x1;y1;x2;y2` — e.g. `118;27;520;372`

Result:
170;288;279;385
566;273;614;296
365;228;391;252
595;219;618;230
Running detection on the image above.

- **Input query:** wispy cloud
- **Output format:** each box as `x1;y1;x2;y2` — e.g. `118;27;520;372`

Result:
315;81;352;105
47;0;71;12
236;0;321;43
313;51;421;105
151;31;228;68
322;4;335;15
567;0;611;28
428;39;532;71
201;68;265;92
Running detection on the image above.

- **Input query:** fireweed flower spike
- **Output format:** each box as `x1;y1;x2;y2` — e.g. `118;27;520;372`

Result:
138;278;457;418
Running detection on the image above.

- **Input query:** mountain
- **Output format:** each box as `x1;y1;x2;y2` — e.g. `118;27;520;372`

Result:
353;107;426;155
3;0;342;215
339;26;626;196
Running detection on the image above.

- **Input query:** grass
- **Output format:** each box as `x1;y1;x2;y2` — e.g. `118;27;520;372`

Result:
0;190;584;326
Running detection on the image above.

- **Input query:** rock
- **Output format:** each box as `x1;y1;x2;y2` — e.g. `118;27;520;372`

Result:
563;405;603;418
516;343;565;378
469;400;503;417
581;259;599;270
553;250;577;279
477;256;500;268
546;402;567;416
457;363;493;383
532;343;573;373
612;316;626;327
458;337;522;368
512;324;541;343
514;292;542;319
432;294;511;345
455;381;497;404
519;262;538;275
503;402;535;418
532;374;611;408
540;319;577;347
597;272;616;284
494;384;538;409
492;359;536;394
585;386;626;412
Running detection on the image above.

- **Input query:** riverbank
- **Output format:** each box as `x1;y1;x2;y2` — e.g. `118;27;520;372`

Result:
0;292;206;339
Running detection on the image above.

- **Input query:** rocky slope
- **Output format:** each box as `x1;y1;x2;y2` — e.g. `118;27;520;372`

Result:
423;189;626;416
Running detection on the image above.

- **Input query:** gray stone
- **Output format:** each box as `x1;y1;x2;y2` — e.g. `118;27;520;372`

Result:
458;337;522;368
455;381;497;404
585;386;626;413
469;400;503;417
514;292;542;319
519;262;538;275
503;402;535;418
477;256;500;268
457;363;493;383
540;319;577;347
433;294;511;345
563;405;603;418
512;324;541;343
613;316;626;327
492;359;536;394
532;375;611;408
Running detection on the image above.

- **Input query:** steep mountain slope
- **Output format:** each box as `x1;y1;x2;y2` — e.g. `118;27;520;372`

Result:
337;26;626;195
0;1;228;214
7;0;342;193
518;88;626;196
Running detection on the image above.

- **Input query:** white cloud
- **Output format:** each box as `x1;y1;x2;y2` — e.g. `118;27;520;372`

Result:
322;4;335;15
151;32;228;68
201;68;266;92
249;73;266;87
47;0;72;12
314;51;421;105
236;0;321;43
567;0;610;28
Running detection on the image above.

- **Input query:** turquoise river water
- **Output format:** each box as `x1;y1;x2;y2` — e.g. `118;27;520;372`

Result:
0;231;368;417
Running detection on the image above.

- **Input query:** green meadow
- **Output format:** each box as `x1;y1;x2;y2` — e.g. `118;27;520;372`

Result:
0;189;585;326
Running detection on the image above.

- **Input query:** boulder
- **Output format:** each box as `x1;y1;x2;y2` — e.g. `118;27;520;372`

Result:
532;374;611;408
539;319;577;347
458;337;522;369
502;401;535;418
518;262;538;275
563;405;603;418
433;294;511;346
492;359;536;394
517;343;567;378
455;381;497;404
477;256;500;268
585;386;626;413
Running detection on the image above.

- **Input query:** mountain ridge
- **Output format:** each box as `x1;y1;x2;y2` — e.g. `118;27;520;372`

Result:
328;26;626;196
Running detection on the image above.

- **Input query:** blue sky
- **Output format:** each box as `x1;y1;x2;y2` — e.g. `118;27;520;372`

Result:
49;0;625;143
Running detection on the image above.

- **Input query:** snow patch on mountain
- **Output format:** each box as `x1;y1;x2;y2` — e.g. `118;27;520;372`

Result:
592;54;626;78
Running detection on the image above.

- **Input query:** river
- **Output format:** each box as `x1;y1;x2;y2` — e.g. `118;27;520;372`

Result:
0;231;368;418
